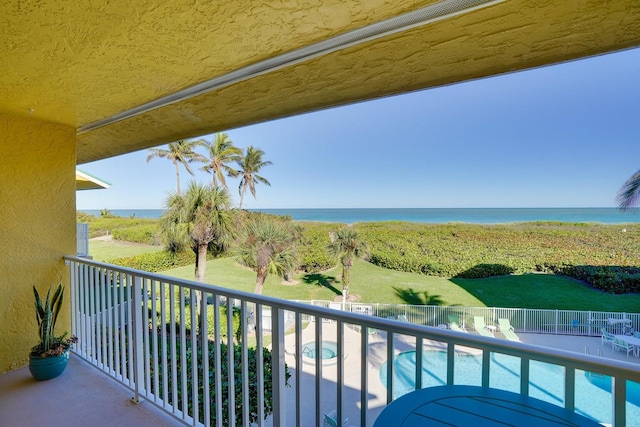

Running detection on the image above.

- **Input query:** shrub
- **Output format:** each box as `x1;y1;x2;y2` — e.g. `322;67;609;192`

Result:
108;250;209;272
297;223;338;273
156;340;290;426
111;224;160;245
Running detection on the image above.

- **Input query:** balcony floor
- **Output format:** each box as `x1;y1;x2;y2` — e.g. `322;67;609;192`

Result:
0;356;179;426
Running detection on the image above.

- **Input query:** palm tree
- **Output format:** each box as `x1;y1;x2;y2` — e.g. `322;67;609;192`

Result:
617;169;640;210
200;133;242;188
235;217;298;295
147;139;206;194
237;146;272;210
160;181;233;330
327;227;369;300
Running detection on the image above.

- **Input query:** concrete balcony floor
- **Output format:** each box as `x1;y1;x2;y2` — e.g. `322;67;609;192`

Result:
0;356;179;426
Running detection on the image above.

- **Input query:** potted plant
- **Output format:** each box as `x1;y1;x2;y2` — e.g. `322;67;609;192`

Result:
29;282;77;381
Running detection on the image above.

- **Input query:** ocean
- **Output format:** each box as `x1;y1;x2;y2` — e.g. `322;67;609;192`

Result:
79;207;640;224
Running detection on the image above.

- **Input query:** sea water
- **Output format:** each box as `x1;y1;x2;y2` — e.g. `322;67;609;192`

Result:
78;207;639;224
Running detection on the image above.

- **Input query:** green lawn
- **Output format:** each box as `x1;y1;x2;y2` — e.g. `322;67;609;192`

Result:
89;239;163;262
88;240;640;312
162;258;640;312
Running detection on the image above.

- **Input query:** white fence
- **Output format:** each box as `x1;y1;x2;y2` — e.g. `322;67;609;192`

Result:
65;256;640;427
296;300;640;337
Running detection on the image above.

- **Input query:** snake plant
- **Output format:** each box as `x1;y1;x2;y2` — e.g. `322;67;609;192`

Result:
31;283;75;357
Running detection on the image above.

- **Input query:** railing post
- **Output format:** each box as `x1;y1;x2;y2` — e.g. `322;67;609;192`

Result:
613;376;627;427
132;275;145;403
271;307;286;426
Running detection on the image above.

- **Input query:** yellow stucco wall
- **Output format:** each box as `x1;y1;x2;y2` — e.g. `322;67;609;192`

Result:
0;113;76;373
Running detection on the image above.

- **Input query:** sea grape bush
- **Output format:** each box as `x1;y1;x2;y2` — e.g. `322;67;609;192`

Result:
356;222;640;294
111;224;160;245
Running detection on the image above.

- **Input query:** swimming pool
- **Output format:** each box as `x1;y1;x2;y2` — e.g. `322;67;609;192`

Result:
379;350;640;425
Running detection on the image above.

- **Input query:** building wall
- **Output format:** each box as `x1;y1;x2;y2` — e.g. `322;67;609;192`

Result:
0;113;76;373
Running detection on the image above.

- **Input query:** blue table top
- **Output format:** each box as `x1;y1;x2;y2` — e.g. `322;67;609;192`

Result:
373;385;602;427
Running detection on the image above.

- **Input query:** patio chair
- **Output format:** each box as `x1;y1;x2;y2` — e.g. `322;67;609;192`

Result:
473;316;495;337
498;318;520;342
633;331;640;339
613;337;636;357
323;410;349;427
448;314;465;328
600;328;614;348
449;321;468;333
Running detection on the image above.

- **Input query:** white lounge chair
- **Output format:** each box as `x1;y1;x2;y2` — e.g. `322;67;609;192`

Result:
474;316;495;337
498;318;520;341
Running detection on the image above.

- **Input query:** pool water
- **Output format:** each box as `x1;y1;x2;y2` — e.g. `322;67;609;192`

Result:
301;341;338;360
379;350;640;425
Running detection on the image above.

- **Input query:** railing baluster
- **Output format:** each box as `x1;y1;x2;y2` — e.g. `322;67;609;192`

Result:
151;280;159;403
190;288;198;426
241;301;250;427
160;281;168;409
100;267;107;369
132;275;145;403
315;315;322;427
295;311;302;427
202;290;210;427
214;294;222;427
482;350;490;388
256;304;264;426
565;366;575;411
361;325;369;427
520;357;530;397
106;268;114;375
336;320;344;427
272;307;286;427
613;376;627;427
169;282;177;416
386;330;394;404
226;297;235;426
179;285;187;421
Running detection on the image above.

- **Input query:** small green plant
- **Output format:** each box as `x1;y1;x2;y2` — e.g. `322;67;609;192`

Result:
31;283;76;357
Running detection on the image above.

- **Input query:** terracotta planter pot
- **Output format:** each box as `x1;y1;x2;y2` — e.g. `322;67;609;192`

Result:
29;350;70;381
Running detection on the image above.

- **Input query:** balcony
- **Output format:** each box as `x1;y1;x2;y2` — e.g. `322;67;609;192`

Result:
4;256;639;426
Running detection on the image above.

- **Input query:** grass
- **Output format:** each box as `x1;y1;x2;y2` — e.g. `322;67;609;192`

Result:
161;257;640;312
89;239;640;312
89;239;163;262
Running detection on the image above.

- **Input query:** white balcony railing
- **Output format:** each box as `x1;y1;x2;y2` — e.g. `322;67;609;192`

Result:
65;256;640;427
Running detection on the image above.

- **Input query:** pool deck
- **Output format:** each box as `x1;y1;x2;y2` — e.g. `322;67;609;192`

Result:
280;323;639;427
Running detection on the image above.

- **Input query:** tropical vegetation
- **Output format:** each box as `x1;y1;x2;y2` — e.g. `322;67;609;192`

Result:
618;168;640;210
327;227;369;299
235;216;299;294
160;182;233;329
236;146;272;210
147;139;206;194
199;133;242;188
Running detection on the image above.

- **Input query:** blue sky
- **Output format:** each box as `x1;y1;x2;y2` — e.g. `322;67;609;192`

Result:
77;47;640;210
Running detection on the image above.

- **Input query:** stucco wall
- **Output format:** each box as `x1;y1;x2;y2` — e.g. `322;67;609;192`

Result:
0;112;76;373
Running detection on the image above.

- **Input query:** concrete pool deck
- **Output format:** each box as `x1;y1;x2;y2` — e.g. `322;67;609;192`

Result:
278;321;639;427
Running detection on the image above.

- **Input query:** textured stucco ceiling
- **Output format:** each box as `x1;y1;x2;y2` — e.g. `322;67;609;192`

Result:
2;0;640;164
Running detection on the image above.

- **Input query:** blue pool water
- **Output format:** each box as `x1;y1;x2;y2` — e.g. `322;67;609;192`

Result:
379;350;640;425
